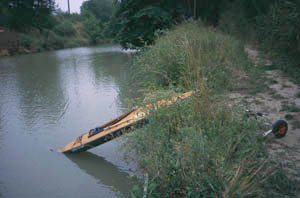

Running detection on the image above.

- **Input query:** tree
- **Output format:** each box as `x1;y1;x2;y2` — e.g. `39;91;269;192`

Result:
0;0;10;26
112;0;227;48
1;0;56;30
83;14;102;44
80;0;113;23
112;0;182;48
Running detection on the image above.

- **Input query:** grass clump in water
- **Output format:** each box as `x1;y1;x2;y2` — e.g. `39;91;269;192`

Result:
125;21;297;197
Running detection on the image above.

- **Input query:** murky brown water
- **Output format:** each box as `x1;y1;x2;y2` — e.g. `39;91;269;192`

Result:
0;45;139;198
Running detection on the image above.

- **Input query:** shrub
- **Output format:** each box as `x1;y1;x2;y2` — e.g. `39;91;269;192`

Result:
126;91;270;197
53;20;76;37
256;0;300;83
130;21;251;94
219;0;300;84
256;0;300;56
83;14;103;44
64;38;89;48
116;5;173;48
19;33;43;52
218;4;257;42
124;21;298;197
42;30;64;50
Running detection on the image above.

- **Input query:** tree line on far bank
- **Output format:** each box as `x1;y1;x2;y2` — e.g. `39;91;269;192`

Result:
0;0;115;53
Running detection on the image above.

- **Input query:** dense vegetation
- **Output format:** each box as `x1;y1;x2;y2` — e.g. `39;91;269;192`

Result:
219;0;300;83
112;0;300;81
2;0;299;73
16;13;90;53
110;0;225;48
124;21;298;197
113;0;300;54
116;1;299;195
0;0;115;55
0;0;56;30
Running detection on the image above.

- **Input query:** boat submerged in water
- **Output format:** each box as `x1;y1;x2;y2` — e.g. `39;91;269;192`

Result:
59;91;194;153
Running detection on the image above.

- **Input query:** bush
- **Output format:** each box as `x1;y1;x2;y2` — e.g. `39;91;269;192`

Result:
53;20;76;37
116;5;173;48
127;91;270;197
64;38;89;48
256;0;300;56
124;21;298;197
255;0;300;84
218;4;257;42
130;21;251;93
56;12;84;22
19;33;43;52
83;14;103;44
42;30;64;50
219;0;300;84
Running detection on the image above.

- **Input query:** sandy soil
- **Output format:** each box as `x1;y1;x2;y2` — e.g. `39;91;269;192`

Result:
229;47;300;183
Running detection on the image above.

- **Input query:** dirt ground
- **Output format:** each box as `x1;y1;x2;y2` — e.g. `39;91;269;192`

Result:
229;47;300;184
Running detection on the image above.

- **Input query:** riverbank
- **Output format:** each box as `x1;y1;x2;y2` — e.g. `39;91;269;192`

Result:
0;13;112;57
124;21;299;197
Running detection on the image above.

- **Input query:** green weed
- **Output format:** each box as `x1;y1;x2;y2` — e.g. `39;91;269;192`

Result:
19;33;43;52
124;22;297;197
280;105;300;112
16;13;96;54
284;114;294;120
263;64;280;71
269;90;285;100
268;79;278;85
126;94;268;197
262;163;298;197
53;20;76;37
129;21;257;96
291;120;300;129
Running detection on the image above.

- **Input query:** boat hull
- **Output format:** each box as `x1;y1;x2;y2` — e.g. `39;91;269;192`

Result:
59;91;193;153
62;118;147;153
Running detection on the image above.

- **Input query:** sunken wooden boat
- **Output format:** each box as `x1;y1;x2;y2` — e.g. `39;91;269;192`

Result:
59;91;194;153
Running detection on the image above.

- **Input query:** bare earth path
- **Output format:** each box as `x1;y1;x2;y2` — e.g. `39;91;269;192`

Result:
229;47;300;185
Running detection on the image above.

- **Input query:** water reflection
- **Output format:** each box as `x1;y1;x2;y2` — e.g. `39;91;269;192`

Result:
13;52;67;129
89;52;133;110
90;52;130;79
65;152;139;197
0;45;139;198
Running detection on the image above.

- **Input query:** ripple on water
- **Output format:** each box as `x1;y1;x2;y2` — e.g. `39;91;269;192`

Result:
0;45;138;198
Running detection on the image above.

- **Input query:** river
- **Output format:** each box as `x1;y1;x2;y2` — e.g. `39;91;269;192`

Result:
0;45;139;198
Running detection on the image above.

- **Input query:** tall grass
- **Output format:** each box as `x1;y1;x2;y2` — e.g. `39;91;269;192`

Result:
130;21;252;95
128;95;270;197
124;22;297;197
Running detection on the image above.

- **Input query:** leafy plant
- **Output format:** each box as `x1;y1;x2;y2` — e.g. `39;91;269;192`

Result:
129;21;251;93
53;20;76;37
115;4;173;48
123;21;298;197
19;33;43;52
83;14;103;44
280;104;300;112
81;0;114;23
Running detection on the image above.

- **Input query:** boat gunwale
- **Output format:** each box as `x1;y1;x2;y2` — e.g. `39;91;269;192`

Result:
59;91;194;153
